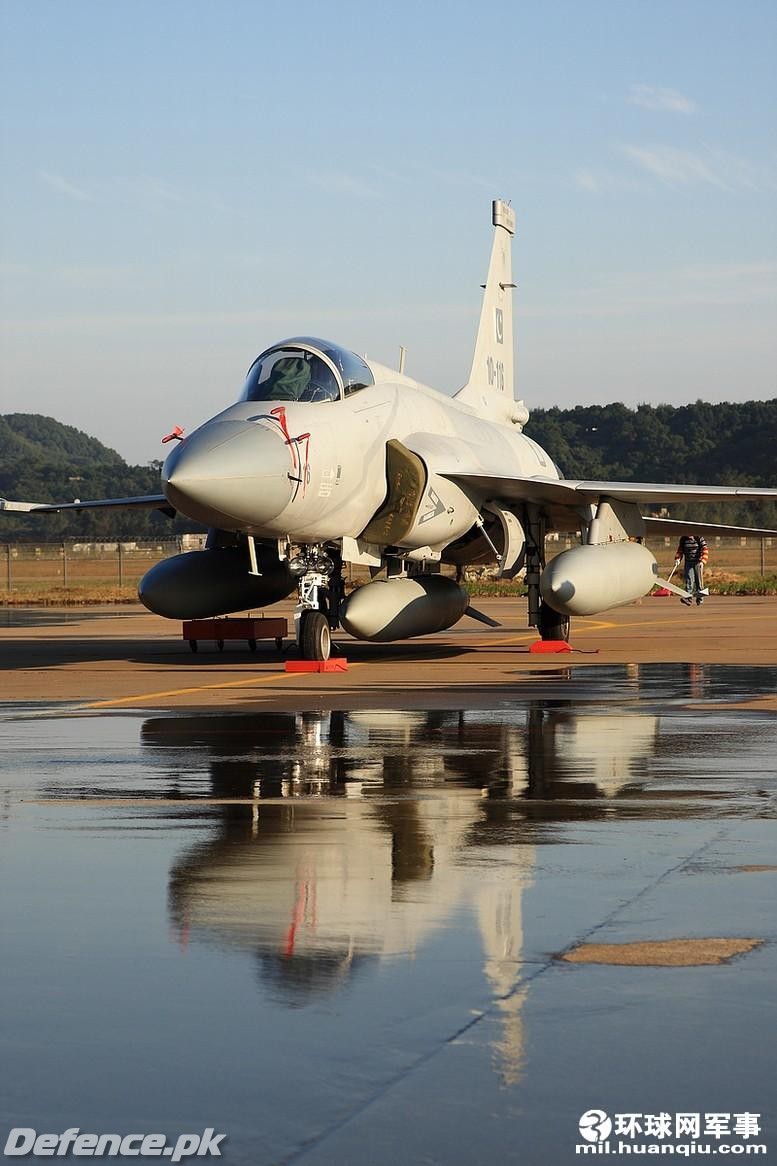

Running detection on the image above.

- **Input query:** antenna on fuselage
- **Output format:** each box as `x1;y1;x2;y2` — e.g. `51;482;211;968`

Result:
398;346;407;375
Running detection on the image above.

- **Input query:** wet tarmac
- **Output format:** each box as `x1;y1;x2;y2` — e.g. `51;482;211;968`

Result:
0;608;138;628
1;665;775;1164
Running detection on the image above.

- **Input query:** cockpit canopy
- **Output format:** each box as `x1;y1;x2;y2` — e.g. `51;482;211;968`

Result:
240;338;374;404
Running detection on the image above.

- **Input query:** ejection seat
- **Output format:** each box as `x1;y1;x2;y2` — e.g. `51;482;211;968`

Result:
264;357;312;400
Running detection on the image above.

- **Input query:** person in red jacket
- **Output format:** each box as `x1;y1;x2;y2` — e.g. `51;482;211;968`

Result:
674;533;709;605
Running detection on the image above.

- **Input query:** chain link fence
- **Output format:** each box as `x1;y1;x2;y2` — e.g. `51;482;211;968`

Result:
0;534;772;597
1;540;195;594
550;533;772;576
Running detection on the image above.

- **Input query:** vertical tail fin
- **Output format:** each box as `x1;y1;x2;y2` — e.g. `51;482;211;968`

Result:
455;200;526;425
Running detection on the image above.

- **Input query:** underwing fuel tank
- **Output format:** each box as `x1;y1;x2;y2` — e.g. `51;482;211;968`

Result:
139;546;296;620
540;542;659;617
340;576;468;643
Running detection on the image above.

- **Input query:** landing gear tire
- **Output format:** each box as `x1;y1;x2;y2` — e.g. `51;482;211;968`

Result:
538;601;570;642
299;610;331;661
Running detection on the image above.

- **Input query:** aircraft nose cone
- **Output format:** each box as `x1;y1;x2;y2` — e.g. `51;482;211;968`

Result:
162;421;292;529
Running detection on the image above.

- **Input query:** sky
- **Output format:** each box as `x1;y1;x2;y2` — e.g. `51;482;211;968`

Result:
1;0;775;465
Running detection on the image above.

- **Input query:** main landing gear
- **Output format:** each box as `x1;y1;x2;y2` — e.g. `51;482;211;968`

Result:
524;505;571;643
538;600;570;643
289;544;343;661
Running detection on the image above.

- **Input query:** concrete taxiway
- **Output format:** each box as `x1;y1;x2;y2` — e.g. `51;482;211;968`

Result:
1;598;775;1164
1;595;776;713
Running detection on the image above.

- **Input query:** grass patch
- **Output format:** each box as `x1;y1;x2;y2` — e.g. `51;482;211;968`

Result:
466;572;777;598
0;585;140;606
465;580;527;597
2;573;776;607
708;573;777;596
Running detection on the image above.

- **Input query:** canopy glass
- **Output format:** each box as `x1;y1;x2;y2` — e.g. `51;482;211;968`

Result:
241;338;374;403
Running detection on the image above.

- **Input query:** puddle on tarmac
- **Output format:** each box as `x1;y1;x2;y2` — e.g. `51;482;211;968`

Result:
0;607;137;628
6;663;776;820
1;664;775;1161
504;661;777;706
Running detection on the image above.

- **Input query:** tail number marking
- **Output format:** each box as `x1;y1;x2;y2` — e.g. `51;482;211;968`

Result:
486;356;505;391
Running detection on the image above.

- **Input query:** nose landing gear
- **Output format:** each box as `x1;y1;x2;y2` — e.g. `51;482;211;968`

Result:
289;545;343;661
298;610;331;660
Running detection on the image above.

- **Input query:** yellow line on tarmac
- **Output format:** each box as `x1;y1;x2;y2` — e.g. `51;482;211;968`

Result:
75;617;626;711
78;629;539;708
78;665;365;710
608;614;715;632
482;632;536;647
473;619;616;648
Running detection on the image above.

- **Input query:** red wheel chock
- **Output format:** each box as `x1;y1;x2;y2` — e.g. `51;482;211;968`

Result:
530;640;573;654
285;658;349;673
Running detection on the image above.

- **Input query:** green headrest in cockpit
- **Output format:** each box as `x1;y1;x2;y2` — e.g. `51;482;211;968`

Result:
267;357;312;399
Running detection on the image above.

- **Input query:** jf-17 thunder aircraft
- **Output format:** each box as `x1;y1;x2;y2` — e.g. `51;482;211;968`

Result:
4;201;777;659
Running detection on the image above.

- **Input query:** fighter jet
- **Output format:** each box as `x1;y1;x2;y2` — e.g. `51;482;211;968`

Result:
4;201;777;659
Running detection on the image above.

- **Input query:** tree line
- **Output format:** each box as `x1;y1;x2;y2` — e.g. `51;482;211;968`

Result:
525;399;776;527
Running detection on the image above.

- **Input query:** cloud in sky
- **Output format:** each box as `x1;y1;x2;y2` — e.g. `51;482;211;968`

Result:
573;168;646;194
40;170;94;202
40;172;185;205
621;145;775;191
520;260;777;319
628;85;698;114
575;169;599;192
577;143;776;195
410;165;494;191
6;261;773;333
622;145;726;188
308;171;379;197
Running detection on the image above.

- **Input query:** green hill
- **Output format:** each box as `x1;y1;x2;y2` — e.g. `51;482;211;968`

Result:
0;414;177;540
0;413;125;469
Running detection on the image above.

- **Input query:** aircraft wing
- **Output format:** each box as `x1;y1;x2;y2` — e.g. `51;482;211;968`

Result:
0;494;174;515
643;516;777;538
445;473;777;508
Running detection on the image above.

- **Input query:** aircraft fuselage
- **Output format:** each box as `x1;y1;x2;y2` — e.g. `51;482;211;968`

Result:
162;364;559;555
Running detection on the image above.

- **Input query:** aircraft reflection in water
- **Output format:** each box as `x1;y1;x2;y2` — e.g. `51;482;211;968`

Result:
143;698;665;1086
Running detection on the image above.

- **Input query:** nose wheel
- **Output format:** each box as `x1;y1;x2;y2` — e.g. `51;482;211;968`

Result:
291;544;342;661
298;610;332;661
